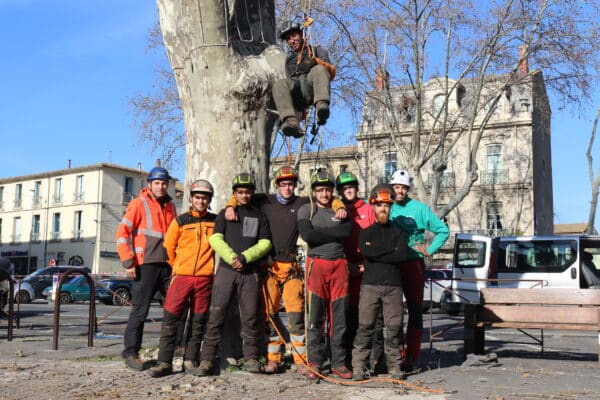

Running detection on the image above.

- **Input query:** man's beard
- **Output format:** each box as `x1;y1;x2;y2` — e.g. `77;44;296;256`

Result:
375;210;389;224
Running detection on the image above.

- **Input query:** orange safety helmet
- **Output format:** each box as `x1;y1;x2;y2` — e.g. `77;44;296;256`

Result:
369;184;395;204
273;165;299;185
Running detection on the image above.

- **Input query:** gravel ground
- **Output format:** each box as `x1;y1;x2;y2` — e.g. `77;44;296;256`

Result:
1;304;600;400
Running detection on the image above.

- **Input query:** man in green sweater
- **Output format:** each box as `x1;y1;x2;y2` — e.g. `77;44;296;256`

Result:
389;169;449;373
194;173;272;376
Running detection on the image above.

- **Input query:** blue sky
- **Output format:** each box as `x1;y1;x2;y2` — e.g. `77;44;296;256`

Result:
0;1;598;231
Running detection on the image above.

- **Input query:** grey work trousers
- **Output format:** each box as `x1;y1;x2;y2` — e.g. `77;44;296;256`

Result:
200;266;262;362
352;284;404;374
272;65;330;121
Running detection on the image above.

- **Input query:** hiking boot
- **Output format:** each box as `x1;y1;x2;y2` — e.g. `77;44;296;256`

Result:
124;355;147;371
401;358;419;374
331;366;353;379
174;345;185;358
281;116;302;138
315;101;330;125
182;360;198;372
188;360;215;376
149;362;173;378
352;368;366;381
241;358;262;373
264;360;279;374
299;362;319;380
389;368;405;380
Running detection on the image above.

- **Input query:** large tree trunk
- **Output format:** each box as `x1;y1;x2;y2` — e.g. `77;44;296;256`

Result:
157;0;284;207
156;0;284;364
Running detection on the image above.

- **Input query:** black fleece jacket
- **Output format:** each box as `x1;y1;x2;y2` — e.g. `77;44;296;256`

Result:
359;222;409;286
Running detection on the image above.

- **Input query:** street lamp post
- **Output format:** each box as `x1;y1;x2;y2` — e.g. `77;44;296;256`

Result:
27;189;35;275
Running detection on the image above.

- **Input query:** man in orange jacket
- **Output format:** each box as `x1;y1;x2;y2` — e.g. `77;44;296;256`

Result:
149;179;216;378
116;166;177;371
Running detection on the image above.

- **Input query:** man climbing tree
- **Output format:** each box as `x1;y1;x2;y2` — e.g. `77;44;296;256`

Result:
273;19;335;138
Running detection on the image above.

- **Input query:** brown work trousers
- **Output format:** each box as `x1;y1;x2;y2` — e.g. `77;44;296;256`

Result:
272;65;330;122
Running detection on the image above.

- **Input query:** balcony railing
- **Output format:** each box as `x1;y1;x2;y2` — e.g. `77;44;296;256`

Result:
72;229;83;241
122;192;134;204
463;228;516;237
31;232;40;242
51;231;61;241
0;200;3;210
427;172;455;188
11;234;21;243
13;199;22;209
32;196;43;208
73;192;85;202
52;194;63;205
480;169;508;185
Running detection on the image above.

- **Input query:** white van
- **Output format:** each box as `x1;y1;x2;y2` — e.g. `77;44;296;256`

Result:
441;234;600;315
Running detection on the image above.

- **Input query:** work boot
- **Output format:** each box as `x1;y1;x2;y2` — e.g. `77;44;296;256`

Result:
124;355;147;371
188;360;215;376
299;362;319;380
352;367;367;381
149;362;173;378
241;359;262;373
264;360;279;374
331;366;353;379
281;116;302;138
388;368;405;380
182;360;198;372
315;101;330;125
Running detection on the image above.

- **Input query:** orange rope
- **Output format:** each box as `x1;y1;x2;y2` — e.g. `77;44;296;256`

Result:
261;285;445;394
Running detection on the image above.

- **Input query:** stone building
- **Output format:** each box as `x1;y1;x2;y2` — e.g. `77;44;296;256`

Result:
0;163;182;275
274;68;554;252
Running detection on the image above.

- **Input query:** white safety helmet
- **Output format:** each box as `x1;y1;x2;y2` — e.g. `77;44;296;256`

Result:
389;169;412;187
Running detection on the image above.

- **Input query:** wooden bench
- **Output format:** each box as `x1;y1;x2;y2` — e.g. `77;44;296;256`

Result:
464;288;600;366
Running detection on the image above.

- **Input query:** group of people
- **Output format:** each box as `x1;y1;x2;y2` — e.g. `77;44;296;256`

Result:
116;164;449;381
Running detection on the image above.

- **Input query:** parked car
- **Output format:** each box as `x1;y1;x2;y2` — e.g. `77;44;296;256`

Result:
95;276;164;306
14;266;91;303
422;268;452;310
96;276;134;306
441;233;600;316
43;275;112;304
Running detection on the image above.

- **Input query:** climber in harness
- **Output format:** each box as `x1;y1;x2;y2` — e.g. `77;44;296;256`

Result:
273;19;336;138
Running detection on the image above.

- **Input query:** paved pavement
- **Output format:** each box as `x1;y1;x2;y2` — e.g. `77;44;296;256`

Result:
1;301;599;399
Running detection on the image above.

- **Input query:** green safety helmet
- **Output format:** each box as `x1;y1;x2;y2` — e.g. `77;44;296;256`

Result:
310;168;335;189
335;171;359;190
231;172;256;190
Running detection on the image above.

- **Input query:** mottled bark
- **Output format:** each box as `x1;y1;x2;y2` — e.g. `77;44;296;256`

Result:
156;0;285;207
586;108;600;235
156;0;285;364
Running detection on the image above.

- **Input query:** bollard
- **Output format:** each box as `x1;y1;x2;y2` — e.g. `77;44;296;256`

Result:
52;269;96;350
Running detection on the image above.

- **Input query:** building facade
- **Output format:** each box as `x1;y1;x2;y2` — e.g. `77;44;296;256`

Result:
274;70;553;257
0;163;181;275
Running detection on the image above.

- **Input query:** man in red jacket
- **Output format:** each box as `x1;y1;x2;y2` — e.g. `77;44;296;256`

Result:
116;166;177;371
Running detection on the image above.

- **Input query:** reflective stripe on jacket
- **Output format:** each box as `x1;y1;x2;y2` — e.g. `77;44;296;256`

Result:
116;187;176;268
163;208;216;277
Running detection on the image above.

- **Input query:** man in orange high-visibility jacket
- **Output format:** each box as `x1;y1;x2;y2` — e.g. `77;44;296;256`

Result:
116;166;177;371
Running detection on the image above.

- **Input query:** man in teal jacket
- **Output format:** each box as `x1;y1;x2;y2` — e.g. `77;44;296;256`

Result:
389;169;449;373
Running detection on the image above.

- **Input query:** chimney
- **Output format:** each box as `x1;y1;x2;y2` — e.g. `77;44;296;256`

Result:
68;159;71;168
375;67;390;91
518;45;529;77
137;162;142;173
156;159;162;167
